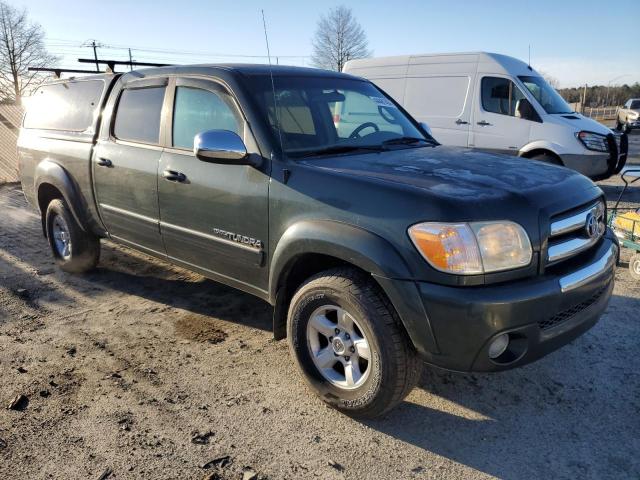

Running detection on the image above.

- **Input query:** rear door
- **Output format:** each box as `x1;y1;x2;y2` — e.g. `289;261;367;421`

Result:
157;77;269;295
470;76;531;153
93;77;168;256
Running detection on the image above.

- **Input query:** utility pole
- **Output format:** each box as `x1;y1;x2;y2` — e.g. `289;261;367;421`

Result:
128;48;133;71
582;84;587;113
92;40;99;72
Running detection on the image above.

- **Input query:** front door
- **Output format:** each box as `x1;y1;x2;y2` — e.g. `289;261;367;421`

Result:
470;75;531;154
93;78;168;256
157;77;269;295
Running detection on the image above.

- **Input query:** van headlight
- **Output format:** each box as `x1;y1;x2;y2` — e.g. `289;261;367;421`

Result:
576;131;608;152
408;221;532;274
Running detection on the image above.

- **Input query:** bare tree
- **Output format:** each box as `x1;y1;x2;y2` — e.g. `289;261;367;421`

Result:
539;71;560;90
0;1;56;104
311;6;371;72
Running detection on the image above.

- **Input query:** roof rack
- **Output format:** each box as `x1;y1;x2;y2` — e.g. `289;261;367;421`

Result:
77;58;175;71
28;67;108;78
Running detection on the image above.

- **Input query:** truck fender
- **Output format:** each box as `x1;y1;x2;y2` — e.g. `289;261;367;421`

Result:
269;220;440;355
34;160;90;234
269;220;413;303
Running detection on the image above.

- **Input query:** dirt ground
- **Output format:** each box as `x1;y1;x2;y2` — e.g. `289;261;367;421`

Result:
1;152;640;479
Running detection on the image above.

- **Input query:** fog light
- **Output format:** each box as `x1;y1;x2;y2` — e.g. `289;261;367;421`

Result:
488;334;509;359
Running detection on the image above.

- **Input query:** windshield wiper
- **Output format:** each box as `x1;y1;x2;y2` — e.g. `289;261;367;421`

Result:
382;136;433;146
293;144;385;158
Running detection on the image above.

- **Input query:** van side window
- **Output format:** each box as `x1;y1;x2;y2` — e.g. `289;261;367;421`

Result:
481;77;526;117
24;80;104;132
113;87;166;144
172;87;241;149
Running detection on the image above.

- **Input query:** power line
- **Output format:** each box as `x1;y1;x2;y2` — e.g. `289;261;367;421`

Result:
45;37;310;59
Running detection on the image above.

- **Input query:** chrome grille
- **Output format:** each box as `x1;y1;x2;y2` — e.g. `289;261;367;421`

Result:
547;200;606;266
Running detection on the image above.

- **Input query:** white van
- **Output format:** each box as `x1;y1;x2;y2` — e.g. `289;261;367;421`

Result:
343;52;627;179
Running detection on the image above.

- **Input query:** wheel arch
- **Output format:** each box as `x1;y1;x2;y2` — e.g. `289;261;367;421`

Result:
269;220;413;340
519;147;564;165
35;160;90;236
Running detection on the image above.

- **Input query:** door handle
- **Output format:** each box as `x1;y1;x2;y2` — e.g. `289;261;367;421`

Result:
477;120;492;126
96;158;112;167
455;119;469;125
162;169;187;182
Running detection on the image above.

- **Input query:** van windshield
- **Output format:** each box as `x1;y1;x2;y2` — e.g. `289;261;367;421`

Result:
518;76;573;114
245;75;435;158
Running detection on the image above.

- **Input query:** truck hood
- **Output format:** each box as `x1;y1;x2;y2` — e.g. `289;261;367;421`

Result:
301;145;598;207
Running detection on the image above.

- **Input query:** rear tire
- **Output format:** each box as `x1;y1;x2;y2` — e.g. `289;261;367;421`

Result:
45;199;100;273
529;152;562;166
287;267;423;418
629;254;640;281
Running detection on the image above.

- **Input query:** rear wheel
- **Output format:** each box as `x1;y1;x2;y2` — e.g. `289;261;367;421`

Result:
45;199;100;273
629;254;640;281
287;267;423;418
529;152;562;165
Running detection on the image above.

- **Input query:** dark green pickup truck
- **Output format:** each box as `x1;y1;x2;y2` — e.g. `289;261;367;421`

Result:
18;65;618;417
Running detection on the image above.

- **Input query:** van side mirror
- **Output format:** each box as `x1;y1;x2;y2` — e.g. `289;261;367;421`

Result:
194;130;251;165
515;98;541;123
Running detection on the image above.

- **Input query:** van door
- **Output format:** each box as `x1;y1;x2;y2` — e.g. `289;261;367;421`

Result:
157;77;269;295
404;75;473;146
470;76;531;154
93;78;167;256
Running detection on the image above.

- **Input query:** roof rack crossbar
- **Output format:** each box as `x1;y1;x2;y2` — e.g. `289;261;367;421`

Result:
28;67;107;78
77;58;174;69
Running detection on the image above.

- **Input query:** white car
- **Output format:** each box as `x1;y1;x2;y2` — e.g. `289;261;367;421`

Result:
344;52;627;180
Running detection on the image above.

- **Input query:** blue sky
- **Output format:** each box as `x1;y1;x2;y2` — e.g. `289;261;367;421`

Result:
14;0;640;87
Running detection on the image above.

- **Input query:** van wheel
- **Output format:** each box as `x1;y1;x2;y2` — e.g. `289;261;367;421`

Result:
529;152;562;166
287;267;423;418
630;254;640;281
45;199;100;273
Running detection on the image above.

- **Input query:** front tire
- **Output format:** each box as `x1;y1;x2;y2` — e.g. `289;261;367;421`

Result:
287;268;423;418
45;199;100;273
529;152;562;165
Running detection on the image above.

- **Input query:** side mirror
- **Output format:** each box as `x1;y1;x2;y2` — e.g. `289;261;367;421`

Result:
419;122;433;137
194;130;250;165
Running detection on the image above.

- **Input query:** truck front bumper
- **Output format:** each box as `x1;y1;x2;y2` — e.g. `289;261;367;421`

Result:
376;236;617;373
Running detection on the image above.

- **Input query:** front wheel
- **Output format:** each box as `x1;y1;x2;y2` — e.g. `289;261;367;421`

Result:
45;199;100;273
287;268;423;418
629;254;640;281
529;152;562;165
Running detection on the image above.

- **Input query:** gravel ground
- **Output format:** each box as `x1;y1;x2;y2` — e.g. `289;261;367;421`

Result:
1;154;640;479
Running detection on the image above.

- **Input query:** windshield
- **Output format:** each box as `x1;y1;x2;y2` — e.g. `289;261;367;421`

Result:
245;75;433;157
518;75;573;114
630;100;640;109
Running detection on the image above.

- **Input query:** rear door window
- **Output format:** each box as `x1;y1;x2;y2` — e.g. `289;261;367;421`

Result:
24;80;104;131
113;87;166;144
481;77;526;117
172;86;241;149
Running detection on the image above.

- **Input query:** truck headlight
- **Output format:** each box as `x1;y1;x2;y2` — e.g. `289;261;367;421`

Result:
576;131;608;152
408;221;532;274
